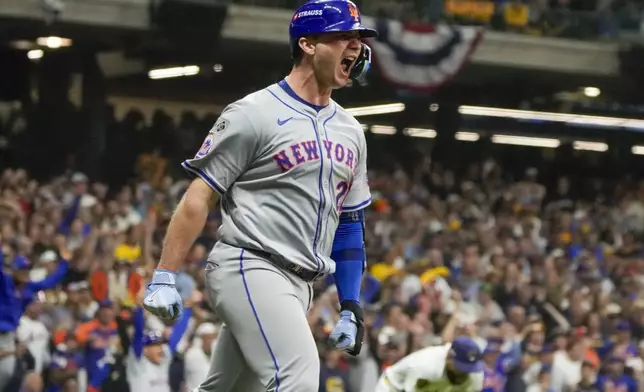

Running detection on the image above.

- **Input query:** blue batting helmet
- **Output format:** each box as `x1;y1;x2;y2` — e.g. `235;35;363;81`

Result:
289;0;377;42
289;0;377;85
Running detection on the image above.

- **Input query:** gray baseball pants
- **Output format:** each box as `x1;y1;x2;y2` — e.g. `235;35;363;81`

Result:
196;243;319;392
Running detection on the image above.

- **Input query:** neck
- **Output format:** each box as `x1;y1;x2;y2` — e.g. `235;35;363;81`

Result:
285;68;332;107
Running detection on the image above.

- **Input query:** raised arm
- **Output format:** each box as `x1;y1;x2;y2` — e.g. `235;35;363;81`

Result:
131;307;145;359
167;307;193;355
28;256;69;291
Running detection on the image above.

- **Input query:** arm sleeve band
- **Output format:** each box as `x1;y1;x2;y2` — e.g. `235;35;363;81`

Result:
331;209;366;304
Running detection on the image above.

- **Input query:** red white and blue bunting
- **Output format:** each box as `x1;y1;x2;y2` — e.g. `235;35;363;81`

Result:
366;20;484;92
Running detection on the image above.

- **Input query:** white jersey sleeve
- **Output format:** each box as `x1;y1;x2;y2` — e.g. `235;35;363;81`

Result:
182;103;260;194
384;344;450;390
341;129;371;212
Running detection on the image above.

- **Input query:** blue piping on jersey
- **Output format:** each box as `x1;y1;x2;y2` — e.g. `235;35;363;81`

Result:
321;106;338;244
342;198;372;212
266;86;324;273
278;79;327;112
239;249;281;392
181;161;227;194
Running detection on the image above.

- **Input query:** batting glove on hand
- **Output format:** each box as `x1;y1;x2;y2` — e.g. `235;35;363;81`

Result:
329;301;365;356
143;270;183;321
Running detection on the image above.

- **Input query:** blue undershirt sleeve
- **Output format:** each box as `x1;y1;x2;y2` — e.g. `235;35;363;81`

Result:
331;209;366;304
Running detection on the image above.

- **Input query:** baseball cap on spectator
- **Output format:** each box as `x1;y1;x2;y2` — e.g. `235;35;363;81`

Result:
616;320;631;331
39;250;58;264
13;255;32;270
67;281;90;292
98;299;113;308
195;322;219;337
71;172;88;183
143;330;165;346
449;337;483;373
484;338;503;355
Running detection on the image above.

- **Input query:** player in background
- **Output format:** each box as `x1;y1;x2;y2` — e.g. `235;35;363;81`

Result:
376;298;484;392
142;1;377;391
126;291;193;392
375;336;484;392
0;245;70;391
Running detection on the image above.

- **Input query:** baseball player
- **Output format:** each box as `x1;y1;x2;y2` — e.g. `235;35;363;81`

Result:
142;0;376;391
376;336;485;392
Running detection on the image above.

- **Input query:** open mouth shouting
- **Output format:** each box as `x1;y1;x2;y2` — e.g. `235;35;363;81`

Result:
340;54;357;77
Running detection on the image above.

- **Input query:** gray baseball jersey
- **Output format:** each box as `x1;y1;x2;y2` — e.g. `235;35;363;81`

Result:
182;80;371;275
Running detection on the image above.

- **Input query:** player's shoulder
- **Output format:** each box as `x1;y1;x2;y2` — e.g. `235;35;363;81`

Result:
404;344;449;367
331;101;362;129
223;89;268;115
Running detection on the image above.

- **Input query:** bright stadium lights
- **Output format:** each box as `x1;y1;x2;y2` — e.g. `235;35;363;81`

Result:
458;105;644;131
370;125;397;135
583;87;601;98
36;36;72;49
148;66;200;80
346;103;405;117
213;64;223;73
27;50;44;60
455;132;480;142
573;141;608;152
632;146;644;155
491;135;560;148
403;128;436;138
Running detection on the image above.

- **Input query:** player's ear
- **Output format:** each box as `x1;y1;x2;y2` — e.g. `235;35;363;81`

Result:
298;36;316;57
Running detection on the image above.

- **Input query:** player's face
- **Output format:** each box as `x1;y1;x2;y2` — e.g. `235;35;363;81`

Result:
311;32;362;89
445;358;469;382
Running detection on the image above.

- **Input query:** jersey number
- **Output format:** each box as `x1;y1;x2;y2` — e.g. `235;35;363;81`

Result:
336;181;351;211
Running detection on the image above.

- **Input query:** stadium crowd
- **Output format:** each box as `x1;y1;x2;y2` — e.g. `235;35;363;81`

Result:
2;122;644;392
234;0;644;41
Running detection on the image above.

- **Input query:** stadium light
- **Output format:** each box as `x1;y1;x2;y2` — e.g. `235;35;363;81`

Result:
148;66;200;80
455;132;480;142
36;36;72;49
632;146;644;155
27;50;44;60
583;87;601;98
403;128;436;138
370;125;397;135
458;105;644;131
491;134;560;148
346;103;405;117
573;141;608;152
